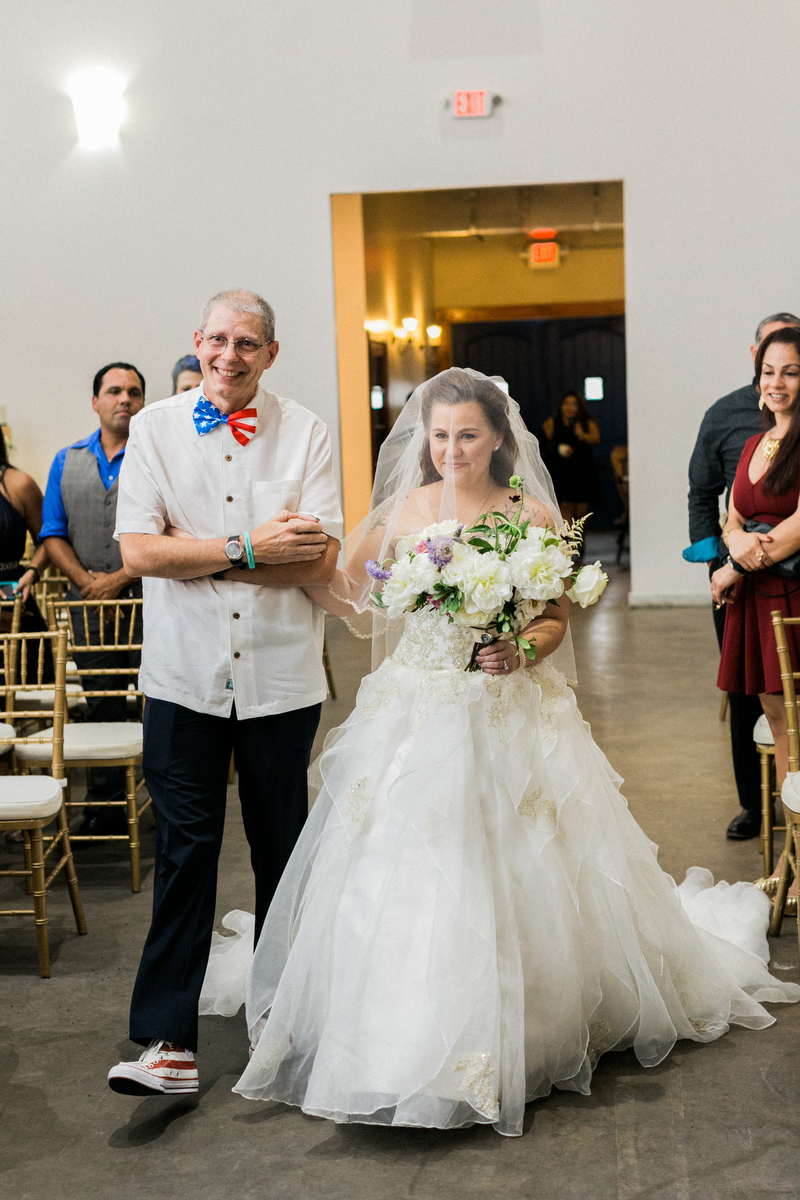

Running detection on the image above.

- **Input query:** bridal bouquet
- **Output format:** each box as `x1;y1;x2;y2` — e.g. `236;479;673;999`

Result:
365;477;608;667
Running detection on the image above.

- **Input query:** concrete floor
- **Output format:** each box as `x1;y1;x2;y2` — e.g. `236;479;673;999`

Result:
2;536;799;1199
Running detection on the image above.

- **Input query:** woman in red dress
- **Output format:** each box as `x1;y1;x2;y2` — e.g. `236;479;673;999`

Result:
714;326;800;894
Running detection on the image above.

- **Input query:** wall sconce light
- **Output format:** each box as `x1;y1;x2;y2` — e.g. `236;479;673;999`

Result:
393;326;410;343
401;317;418;333
364;319;389;335
426;325;442;344
67;66;128;150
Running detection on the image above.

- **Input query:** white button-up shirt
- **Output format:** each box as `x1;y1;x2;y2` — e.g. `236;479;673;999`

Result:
115;385;343;719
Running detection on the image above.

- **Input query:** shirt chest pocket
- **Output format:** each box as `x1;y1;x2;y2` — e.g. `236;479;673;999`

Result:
251;479;302;526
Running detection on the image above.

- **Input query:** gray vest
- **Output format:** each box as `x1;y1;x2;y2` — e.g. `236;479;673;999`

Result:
61;446;141;597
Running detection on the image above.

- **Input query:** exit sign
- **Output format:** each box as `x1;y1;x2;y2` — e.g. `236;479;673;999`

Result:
454;89;489;118
528;241;561;269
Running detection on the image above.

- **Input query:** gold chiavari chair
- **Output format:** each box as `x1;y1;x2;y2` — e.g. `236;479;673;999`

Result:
0;627;87;975
32;567;70;610
753;714;786;876
768;610;800;949
32;598;149;892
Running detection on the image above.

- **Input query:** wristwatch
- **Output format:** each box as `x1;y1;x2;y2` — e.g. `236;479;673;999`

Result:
224;535;246;567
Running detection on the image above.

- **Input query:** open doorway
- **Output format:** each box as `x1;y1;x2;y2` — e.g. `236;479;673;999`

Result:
330;181;626;550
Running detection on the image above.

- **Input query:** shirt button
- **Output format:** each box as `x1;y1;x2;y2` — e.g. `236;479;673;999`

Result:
233;651;241;659
105;542;110;549
225;455;232;462
233;612;240;619
226;495;233;502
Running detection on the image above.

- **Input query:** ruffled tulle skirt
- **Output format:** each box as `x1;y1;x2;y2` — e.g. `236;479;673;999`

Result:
202;651;799;1137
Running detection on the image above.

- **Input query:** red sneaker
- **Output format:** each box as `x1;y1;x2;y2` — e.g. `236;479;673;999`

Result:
108;1040;199;1095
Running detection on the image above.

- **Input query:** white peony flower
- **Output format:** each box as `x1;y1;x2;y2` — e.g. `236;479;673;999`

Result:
441;541;480;589
507;543;572;601
519;524;548;551
380;554;422;618
567;561;609;608
418;519;462;540
460;552;513;616
513;598;546;628
406;550;441;594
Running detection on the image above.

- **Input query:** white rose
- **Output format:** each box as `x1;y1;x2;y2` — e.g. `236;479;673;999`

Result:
461;553;513;616
451;607;495;629
567;561;609;608
394;534;418;558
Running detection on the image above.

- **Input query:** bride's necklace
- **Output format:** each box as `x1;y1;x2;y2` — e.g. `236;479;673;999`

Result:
463;482;498;528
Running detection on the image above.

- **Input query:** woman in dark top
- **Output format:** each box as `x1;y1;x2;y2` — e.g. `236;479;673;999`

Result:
0;428;49;612
714;326;800;899
540;391;601;522
0;428;51;841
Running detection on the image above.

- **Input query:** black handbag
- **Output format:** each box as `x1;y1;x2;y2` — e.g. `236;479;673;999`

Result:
743;520;800;579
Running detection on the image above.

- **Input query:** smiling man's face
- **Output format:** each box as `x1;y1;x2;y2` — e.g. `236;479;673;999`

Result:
194;305;279;414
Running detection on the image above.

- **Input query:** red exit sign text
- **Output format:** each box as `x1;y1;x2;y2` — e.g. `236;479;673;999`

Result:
454;90;489;118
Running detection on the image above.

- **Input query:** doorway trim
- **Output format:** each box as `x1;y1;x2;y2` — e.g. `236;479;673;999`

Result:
435;301;625;369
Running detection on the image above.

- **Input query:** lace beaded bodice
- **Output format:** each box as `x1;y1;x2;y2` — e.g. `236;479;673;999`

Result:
392;607;476;671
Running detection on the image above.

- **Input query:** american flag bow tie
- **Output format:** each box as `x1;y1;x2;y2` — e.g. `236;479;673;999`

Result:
193;397;257;446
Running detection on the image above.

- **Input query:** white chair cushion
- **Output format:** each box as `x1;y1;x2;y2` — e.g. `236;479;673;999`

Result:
0;775;63;821
0;722;15;755
782;771;800;814
15;685;87;711
15;721;143;763
753;713;774;746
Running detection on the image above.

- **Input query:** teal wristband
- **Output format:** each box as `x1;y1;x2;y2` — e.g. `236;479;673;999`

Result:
243;531;255;570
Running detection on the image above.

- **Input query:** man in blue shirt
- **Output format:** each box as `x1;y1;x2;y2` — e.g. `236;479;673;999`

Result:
41;362;145;834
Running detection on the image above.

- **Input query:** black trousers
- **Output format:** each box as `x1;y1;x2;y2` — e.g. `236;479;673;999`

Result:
129;696;321;1052
711;564;762;817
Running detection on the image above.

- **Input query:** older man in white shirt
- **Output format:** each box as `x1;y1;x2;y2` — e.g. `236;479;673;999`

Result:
108;290;342;1097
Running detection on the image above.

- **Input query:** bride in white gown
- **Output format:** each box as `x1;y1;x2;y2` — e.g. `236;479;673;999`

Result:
201;368;799;1137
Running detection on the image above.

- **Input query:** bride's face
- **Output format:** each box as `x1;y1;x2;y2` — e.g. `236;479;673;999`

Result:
428;400;500;487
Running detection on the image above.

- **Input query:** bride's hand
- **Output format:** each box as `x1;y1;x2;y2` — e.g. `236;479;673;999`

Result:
477;640;521;675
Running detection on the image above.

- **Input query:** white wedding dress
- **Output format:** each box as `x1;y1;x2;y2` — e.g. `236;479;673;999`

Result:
201;607;800;1137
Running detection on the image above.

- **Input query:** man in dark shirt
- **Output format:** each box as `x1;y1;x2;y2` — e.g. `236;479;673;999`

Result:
688;312;800;839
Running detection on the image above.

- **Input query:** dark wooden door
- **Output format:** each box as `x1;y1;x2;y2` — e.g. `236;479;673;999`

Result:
451;316;627;524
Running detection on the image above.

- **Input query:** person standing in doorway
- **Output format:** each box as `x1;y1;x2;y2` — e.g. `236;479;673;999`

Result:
107;289;342;1097
540;391;601;522
40;362;145;836
688;311;800;840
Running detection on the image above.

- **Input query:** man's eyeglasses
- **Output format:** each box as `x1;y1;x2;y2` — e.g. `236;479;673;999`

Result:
200;335;268;358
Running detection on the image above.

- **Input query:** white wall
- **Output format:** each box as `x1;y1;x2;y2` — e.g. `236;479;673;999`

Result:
2;0;799;602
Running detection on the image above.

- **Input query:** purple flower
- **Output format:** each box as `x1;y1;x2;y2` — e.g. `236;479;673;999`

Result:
366;559;392;582
426;537;455;568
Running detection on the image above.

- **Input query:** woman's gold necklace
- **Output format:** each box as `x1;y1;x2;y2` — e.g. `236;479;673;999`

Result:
763;433;783;460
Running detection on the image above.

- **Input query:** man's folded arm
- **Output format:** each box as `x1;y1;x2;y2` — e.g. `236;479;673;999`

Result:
120;532;228;579
223;537;339;587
